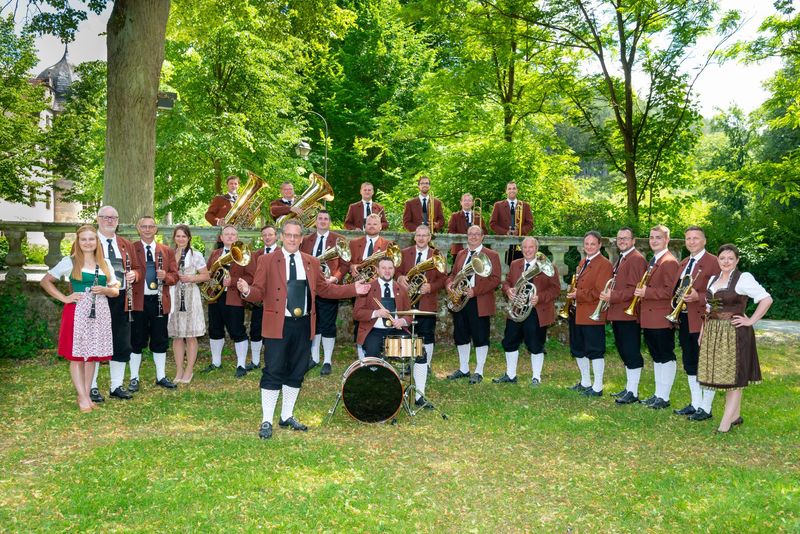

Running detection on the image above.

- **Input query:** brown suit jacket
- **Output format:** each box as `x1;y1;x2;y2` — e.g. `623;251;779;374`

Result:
489;200;534;235
269;199;293;219
347;235;393;273
132;242;178;312
447;211;487;255
204;195;233;226
207;247;253;307
353;279;412;345
301;231;346;282
674;251;721;333
244;251;357;340
574;254;614;325
449;246;502;317
403;196;445;232
344;201;389;231
639;251;680;330
502;257;561;327
396;246;447;312
607;249;648;322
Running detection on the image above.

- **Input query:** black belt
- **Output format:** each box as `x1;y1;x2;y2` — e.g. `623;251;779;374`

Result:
144;294;159;299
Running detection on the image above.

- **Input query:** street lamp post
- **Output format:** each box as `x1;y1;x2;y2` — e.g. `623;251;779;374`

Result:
295;110;328;179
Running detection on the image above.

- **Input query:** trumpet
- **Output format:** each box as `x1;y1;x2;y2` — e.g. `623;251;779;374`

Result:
666;268;702;324
201;241;251;302
558;274;577;319
406;252;446;306
508;252;555;322
319;237;351;278
589;277;615;322
623;266;654;316
446;252;493;312
352;243;402;283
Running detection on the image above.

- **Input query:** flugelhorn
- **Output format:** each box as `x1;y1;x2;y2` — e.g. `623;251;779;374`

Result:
447;252;493;312
666;268;702;324
201;241;251;303
319;237;351;278
406;252;446;306
589;277;615;322
275;172;334;228
508;252;555;322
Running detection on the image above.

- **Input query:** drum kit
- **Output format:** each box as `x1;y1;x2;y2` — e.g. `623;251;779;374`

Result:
326;309;448;425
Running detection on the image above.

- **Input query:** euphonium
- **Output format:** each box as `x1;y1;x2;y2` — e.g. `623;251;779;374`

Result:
589;277;615;322
623;266;653;316
319;237;351;278
352;243;402;283
200;241;251;303
406;252;446;306
666;268;702;324
558;274;577;319
225;170;268;228
275;172;334;228
508;252;555;322
447;252;493;312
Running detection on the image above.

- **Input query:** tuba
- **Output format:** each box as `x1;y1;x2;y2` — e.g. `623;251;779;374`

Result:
225;171;268;227
666;268;702;324
508;252;555;322
446;252;493;312
406;252;446;306
319;237;351;278
200;241;251;303
352;243;402;283
275;172;334;228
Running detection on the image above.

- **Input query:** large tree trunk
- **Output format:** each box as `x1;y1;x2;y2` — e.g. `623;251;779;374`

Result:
103;0;171;223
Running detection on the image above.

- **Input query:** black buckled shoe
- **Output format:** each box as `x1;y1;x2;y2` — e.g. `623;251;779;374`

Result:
688;408;712;421
89;388;105;403
648;397;671;410
155;377;177;389
235;366;247;378
201;363;221;373
258;421;273;439
615;391;639;404
673;404;697;416
583;388;603;397
278;417;308;431
468;373;483;385
127;378;140;393
569;382;590;392
307;359;319;372
245;362;261;372
639;394;657;405
611;388;628;398
415;397;434;410
492;373;518;384
530;378;541;387
109;386;133;400
447;369;470;380
320;363;332;376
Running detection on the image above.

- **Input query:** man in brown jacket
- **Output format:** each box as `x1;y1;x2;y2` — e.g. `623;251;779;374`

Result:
447;193;487;257
344;182;389;231
204;175;239;226
489;181;534;265
402;175;445;233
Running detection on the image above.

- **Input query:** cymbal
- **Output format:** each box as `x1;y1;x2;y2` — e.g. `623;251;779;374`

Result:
394;310;437;316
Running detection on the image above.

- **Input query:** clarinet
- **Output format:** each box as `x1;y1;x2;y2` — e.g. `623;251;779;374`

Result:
88;264;100;319
125;253;133;322
156;251;164;317
178;247;187;312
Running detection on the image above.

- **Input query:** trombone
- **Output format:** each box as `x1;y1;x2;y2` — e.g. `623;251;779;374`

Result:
473;198;482;227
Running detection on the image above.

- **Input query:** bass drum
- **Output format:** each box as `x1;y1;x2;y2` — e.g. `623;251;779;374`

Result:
341;357;404;423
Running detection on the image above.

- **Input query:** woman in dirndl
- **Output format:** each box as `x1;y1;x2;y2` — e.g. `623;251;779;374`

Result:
40;225;119;413
698;244;772;433
168;225;209;384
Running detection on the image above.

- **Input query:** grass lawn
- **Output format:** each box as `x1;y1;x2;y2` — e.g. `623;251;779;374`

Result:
1;334;798;532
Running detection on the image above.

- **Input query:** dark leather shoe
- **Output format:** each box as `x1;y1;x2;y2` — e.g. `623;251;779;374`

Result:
155;377;177;389
615;391;639;404
109;386;132;400
427;366;432;377
583;388;602;397
278;417;308;431
469;373;483;384
89;388;105;403
320;363;332;376
245;362;260;372
447;369;470;380
128;378;140;393
307;359;319;372
611;388;628;398
648;397;671;410
688;408;712;421
258;421;273;439
492;373;517;384
673;404;697;416
569;382;590;392
731;416;744;426
415;397;434;410
235;366;247;378
530;378;541;387
639;394;657;405
201;364;221;373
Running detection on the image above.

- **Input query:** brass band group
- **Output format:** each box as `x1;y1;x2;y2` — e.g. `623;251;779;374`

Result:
40;173;773;438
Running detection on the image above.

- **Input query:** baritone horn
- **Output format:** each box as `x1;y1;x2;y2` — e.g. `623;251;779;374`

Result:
275;172;334;228
507;252;555;322
319;238;351;278
406;252;446;306
446;252;493;312
200;241;251;303
225;170;267;228
352;243;402;283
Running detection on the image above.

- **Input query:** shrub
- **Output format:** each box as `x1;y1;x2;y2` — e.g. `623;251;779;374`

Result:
0;287;54;359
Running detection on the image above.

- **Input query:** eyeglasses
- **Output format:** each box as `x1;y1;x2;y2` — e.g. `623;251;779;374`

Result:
283;233;302;239
99;215;119;221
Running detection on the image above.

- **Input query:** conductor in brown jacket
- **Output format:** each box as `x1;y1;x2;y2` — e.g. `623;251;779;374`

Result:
445;225;502;385
344;182;389;231
494;237;560;386
204;175;240;226
635;225;680;410
489;181;534;265
672;226;721;421
566;231;614;396
599;227;648;404
447;193;487;256
402;175;445;232
238;220;370;439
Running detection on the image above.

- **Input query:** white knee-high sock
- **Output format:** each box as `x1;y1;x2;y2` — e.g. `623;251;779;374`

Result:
109;361;126;391
414;363;428;399
310;334;322;363
475;345;488;376
576;357;591;387
234;340;248;368
701;388;716;414
210;338;224;367
505;351;519;379
250;341;262;365
357;344;365;361
662;360;677;401
261;388;280;424
153;352;167;381
591;358;605;392
91;361;100;389
424;343;434;367
280;385;300;421
531;353;544;381
322;337;336;364
626;367;642;397
129;353;142;380
653;362;664;399
687;375;702;408
457;344;471;373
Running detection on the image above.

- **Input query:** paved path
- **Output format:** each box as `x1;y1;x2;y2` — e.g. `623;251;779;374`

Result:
755;320;800;337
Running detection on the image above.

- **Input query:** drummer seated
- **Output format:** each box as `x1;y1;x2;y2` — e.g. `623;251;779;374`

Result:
353;258;411;358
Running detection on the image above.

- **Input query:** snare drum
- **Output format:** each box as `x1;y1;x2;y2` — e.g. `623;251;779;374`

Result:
383;334;423;360
341;357;404;423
